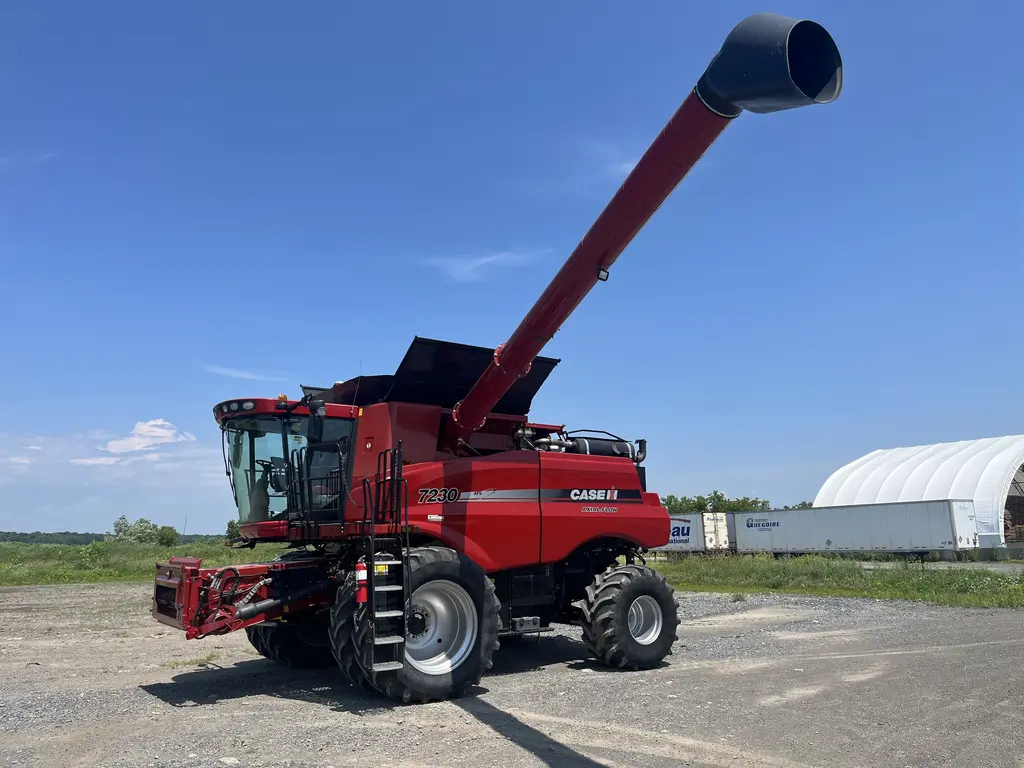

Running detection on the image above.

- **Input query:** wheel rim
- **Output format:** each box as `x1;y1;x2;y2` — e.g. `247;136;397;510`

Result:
627;594;663;645
405;579;478;675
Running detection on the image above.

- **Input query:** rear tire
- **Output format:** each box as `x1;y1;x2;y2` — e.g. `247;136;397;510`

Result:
360;546;501;704
245;612;335;669
579;563;679;670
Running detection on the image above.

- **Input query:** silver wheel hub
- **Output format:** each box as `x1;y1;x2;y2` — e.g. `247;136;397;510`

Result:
404;580;478;675
627;594;663;645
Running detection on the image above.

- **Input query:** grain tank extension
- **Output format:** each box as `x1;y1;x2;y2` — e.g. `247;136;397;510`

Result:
151;13;843;704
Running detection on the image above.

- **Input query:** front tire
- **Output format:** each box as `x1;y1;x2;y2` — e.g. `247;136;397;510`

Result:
244;547;336;669
245;612;335;669
328;572;375;691
361;546;501;704
579;564;679;670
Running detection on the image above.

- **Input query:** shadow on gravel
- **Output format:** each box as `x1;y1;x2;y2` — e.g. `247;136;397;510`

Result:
489;635;592;675
142;644;611;766
139;659;394;715
492;634;673;675
563;657;672;674
455;698;605;768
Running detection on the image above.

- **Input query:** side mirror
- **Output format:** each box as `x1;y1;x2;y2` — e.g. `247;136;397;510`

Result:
307;399;325;443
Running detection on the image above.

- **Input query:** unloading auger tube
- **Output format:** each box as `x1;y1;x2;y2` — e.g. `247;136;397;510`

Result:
443;13;842;450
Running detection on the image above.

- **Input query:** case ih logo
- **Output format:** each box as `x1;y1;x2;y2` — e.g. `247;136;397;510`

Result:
570;488;618;501
746;518;780;529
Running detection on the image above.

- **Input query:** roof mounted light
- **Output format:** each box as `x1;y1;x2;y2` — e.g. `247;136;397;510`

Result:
229;402;239;411
241;401;255;411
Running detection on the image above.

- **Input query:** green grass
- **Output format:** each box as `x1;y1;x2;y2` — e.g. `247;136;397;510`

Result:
655;553;1024;609
3;542;1023;610
0;540;287;587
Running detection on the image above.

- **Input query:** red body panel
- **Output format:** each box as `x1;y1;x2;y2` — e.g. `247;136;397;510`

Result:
538;453;669;563
345;450;667;573
399;453;543;572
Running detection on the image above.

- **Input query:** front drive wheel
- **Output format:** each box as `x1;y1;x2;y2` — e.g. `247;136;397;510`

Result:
579;564;679;670
363;546;501;704
245;611;335;669
327;572;375;691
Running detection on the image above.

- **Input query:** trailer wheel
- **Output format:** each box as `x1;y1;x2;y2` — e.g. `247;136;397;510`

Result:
361;546;501;704
327;571;374;691
244;611;335;669
579;564;679;670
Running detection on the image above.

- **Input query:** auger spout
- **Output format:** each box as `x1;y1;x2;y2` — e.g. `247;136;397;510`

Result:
442;13;842;450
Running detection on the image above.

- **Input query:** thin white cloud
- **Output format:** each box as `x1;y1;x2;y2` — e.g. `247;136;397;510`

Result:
25;445;43;451
422;249;547;282
0;424;231;532
103;418;196;454
200;363;289;382
578;141;638;179
0;151;59;168
609;159;638;176
507;140;639;198
71;453;166;467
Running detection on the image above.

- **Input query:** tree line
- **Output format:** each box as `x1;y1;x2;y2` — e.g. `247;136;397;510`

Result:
662;490;812;516
2;491;812;545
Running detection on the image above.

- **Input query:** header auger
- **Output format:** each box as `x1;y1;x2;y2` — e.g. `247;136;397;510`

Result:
152;13;842;704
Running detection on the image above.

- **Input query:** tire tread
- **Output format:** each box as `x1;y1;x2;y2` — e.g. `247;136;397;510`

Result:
578;563;679;670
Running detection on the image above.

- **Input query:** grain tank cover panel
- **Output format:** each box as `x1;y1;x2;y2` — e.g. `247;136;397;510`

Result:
388;336;559;414
326;375;395;407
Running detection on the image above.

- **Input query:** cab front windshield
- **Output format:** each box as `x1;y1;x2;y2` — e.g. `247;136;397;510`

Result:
222;414;354;525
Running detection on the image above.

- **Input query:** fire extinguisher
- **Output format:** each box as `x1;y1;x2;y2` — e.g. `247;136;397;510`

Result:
354;558;368;604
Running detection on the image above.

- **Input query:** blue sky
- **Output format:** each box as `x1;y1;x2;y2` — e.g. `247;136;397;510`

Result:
1;1;1021;534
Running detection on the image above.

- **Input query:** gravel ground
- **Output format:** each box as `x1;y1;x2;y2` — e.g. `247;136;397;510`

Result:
1;582;1023;767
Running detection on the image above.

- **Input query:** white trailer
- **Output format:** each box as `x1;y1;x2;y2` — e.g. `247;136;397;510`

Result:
657;512;731;552
728;499;979;554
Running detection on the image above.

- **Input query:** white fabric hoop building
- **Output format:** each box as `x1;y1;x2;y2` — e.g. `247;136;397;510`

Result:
813;434;1024;547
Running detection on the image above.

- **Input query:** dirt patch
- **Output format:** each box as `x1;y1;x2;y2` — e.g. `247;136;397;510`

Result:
678;607;818;633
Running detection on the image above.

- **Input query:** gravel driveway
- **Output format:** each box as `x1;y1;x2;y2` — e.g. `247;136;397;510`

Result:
1;582;1022;767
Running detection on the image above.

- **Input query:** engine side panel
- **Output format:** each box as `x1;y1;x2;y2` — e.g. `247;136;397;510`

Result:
538;452;669;562
403;452;542;573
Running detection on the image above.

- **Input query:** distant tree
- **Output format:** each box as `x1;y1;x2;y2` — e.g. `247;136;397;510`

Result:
662;490;771;516
226;519;240;539
111;515;132;540
782;501;813;510
156;525;179;546
110;516;160;544
0;531;104;544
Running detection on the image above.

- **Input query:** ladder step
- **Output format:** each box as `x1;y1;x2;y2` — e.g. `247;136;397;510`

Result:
374;635;404;645
374;610;404;618
373;560;402;566
374;585;403;592
372;661;404;673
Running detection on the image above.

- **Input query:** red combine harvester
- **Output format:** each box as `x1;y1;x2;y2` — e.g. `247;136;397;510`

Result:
153;13;843;704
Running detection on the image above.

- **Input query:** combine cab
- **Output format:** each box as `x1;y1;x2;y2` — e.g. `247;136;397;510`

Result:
153;12;843;704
